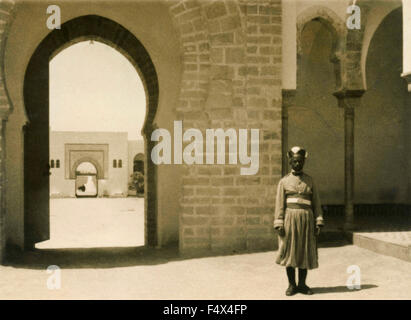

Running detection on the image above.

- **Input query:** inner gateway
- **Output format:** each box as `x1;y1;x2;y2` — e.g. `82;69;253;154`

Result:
75;162;98;197
37;40;146;249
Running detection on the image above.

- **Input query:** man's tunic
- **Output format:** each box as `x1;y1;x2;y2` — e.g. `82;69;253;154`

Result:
274;172;324;269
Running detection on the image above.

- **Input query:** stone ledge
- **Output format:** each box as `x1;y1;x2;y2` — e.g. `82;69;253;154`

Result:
351;232;411;262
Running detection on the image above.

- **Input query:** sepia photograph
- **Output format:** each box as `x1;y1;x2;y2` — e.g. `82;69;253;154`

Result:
0;0;409;304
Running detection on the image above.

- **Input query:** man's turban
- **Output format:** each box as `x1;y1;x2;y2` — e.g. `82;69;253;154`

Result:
287;146;308;159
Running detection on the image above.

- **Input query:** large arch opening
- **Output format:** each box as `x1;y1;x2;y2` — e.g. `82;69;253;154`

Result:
358;7;409;218
23;15;158;250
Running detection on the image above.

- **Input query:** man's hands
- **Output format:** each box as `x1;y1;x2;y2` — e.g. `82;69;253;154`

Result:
276;226;285;237
275;226;322;237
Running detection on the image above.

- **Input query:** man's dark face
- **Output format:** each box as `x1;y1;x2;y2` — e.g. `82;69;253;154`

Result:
290;155;305;172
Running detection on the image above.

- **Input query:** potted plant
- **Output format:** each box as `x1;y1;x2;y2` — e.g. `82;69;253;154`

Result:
130;171;144;197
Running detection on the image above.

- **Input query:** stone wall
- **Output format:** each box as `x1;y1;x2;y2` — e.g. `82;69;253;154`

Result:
0;0;408;262
0;0;14;263
169;0;283;255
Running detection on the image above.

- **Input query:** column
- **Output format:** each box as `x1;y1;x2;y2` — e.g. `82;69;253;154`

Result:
0;114;7;263
402;0;411;90
281;0;296;177
281;90;296;176
333;90;365;231
401;74;411;211
402;0;411;217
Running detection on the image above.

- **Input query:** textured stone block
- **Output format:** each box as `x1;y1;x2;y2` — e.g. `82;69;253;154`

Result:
205;1;227;19
210;32;234;45
225;47;245;64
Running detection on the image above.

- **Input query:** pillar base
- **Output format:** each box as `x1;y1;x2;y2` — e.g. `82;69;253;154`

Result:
343;221;356;231
401;72;411;92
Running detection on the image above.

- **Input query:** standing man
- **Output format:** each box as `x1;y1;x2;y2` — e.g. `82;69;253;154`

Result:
274;146;324;296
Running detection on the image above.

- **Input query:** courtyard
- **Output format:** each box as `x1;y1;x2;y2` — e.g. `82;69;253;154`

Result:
1;199;410;300
1;242;410;300
36;198;145;249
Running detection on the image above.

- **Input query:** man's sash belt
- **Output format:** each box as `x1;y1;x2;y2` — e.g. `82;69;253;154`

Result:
286;197;311;209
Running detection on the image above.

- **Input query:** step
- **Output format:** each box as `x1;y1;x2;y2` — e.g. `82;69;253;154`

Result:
351;231;411;262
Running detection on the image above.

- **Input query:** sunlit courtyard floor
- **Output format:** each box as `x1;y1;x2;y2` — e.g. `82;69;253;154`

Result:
2;243;411;299
2;198;410;299
36;198;144;249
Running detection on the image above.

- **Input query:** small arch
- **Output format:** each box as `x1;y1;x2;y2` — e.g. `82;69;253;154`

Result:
297;6;346;90
134;153;144;161
134;153;144;173
71;157;103;180
76;161;97;175
297;6;346;60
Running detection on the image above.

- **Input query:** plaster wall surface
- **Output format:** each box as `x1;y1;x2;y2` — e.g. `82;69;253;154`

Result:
50;131;129;198
4;0;183;249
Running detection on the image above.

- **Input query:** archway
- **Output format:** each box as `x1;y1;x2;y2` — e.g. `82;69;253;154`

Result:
75;162;98;198
291;16;344;207
359;7;408;207
23;15;159;250
71;155;105;181
133;153;144;174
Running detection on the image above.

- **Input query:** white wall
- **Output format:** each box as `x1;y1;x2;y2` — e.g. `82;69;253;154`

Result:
50;131;129;197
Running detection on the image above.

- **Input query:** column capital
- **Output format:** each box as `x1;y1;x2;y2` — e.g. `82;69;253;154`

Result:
401;72;411;91
333;89;365;109
281;89;296;115
333;89;365;99
281;89;297;98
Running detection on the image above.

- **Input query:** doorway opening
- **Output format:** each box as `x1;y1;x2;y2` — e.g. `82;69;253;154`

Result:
293;18;343;205
130;153;145;197
44;40;145;249
75;162;98;198
23;16;159;250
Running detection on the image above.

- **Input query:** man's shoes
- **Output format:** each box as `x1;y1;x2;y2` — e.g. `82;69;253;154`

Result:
298;284;314;295
285;284;298;296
